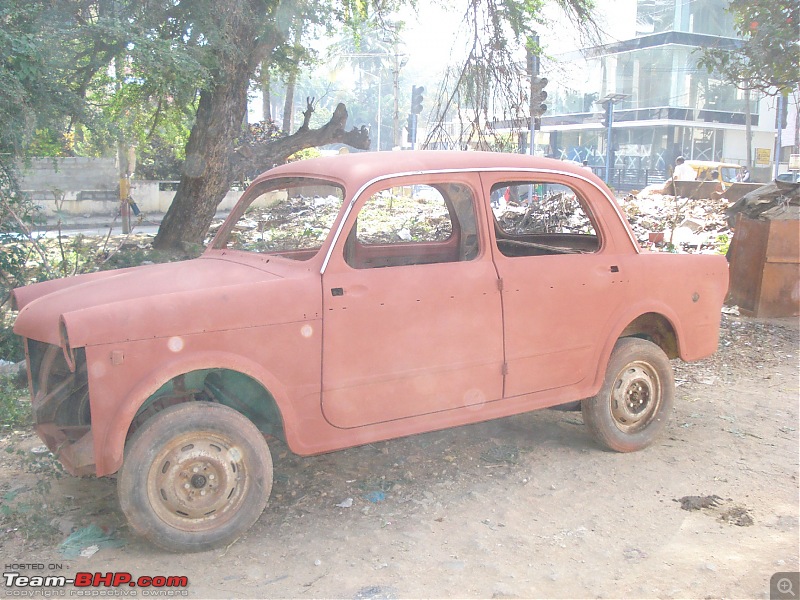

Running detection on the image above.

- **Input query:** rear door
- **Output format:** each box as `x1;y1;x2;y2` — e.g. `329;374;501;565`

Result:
486;174;630;398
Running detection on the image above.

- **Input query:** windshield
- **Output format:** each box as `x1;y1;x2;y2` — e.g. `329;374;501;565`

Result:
720;167;741;183
212;177;344;261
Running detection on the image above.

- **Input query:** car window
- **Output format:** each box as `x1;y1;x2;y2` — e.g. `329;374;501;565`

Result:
491;181;600;256
720;167;740;183
345;182;479;269
213;177;344;261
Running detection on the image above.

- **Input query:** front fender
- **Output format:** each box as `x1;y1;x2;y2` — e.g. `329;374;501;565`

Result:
85;323;321;476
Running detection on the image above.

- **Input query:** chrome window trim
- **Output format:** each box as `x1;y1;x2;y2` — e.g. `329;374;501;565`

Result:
320;167;638;274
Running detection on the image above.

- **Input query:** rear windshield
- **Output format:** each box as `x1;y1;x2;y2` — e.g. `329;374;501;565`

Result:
212;177;344;261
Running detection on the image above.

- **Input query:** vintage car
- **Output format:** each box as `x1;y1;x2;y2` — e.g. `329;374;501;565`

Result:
12;151;729;552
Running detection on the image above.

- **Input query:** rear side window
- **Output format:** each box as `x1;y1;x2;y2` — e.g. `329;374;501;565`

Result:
491;181;600;256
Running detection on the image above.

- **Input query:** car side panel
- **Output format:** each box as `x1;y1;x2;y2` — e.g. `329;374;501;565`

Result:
89;319;323;476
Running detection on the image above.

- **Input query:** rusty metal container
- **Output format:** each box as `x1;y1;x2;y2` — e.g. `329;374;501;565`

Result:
727;214;800;317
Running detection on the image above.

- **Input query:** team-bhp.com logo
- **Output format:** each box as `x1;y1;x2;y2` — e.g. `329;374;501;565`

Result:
3;571;188;596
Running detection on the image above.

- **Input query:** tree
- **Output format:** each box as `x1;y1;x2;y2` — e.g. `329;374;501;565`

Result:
698;0;800;96
698;0;800;167
4;0;600;251
0;1;84;158
1;0;374;249
147;0;373;248
424;0;597;151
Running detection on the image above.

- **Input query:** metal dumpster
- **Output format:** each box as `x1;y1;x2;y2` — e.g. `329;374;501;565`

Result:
727;213;800;317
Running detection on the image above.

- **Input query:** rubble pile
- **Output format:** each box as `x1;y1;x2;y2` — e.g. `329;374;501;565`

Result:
497;192;593;235
621;180;800;254
619;192;733;254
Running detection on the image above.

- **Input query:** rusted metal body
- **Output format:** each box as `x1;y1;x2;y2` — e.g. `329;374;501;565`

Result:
720;182;765;204
727;214;800;317
13;151;729;478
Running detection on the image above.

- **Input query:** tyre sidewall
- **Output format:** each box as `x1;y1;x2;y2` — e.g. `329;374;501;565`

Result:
582;337;675;452
118;402;273;552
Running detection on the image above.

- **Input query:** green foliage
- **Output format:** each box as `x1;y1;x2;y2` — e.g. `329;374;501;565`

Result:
0;1;81;157
288;147;323;161
0;376;29;430
0;160;51;302
716;233;731;256
698;0;800;94
0;446;66;543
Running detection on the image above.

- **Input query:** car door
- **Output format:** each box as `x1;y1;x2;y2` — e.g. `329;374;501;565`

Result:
321;174;504;428
486;174;630;398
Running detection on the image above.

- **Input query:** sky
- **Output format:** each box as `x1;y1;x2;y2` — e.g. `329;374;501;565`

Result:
248;0;636;123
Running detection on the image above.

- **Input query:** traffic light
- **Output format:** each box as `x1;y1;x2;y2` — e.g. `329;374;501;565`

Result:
601;100;612;128
531;76;548;117
411;85;424;114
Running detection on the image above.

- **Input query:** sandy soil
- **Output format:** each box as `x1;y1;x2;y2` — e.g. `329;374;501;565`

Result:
1;314;798;600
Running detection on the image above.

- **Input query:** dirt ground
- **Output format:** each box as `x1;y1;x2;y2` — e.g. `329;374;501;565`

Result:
1;313;798;600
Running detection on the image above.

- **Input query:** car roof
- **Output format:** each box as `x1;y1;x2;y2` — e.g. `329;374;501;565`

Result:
250;150;594;187
685;160;742;169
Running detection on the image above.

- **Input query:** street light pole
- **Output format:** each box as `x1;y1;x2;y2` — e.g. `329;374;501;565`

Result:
600;93;628;184
376;76;382;151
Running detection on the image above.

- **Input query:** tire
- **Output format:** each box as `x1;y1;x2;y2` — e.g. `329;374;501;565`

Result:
581;337;675;452
118;402;273;552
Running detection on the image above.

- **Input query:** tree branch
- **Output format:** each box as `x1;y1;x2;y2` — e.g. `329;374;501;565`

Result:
232;103;370;176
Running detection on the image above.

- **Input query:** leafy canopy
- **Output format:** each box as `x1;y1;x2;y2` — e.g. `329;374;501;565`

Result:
698;0;800;94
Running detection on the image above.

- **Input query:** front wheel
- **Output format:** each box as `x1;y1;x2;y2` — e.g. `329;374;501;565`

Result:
582;337;675;452
118;402;273;552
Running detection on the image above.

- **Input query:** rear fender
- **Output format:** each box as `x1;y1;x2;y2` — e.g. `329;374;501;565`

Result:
588;302;685;398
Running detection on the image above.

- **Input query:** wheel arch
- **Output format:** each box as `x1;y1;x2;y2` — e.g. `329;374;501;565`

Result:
618;312;679;359
97;352;299;477
587;307;683;400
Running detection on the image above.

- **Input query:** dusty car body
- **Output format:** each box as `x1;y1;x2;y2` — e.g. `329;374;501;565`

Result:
12;151;729;551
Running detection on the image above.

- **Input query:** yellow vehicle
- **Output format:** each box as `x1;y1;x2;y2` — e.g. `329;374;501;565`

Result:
684;160;745;186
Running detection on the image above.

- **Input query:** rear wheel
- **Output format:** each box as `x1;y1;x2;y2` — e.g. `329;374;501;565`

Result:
118;402;273;552
581;337;675;452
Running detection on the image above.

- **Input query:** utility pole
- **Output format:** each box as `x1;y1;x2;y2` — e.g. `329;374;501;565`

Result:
336;50;406;150
600;93;628;184
393;51;408;149
774;90;788;180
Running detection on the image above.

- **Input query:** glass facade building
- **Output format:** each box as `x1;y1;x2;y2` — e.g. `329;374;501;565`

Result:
540;0;758;186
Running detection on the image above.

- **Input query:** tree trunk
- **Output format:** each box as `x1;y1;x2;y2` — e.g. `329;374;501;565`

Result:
261;66;271;122
282;71;296;133
154;96;371;249
281;24;302;133
153;61;251;249
233;101;370;176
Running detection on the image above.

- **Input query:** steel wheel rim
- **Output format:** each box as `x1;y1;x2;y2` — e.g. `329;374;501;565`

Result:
146;431;250;531
610;361;662;433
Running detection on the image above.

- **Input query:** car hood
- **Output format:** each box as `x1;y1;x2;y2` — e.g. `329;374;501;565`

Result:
13;257;289;347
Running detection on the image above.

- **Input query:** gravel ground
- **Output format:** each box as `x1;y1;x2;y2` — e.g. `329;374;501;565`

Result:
0;313;798;600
